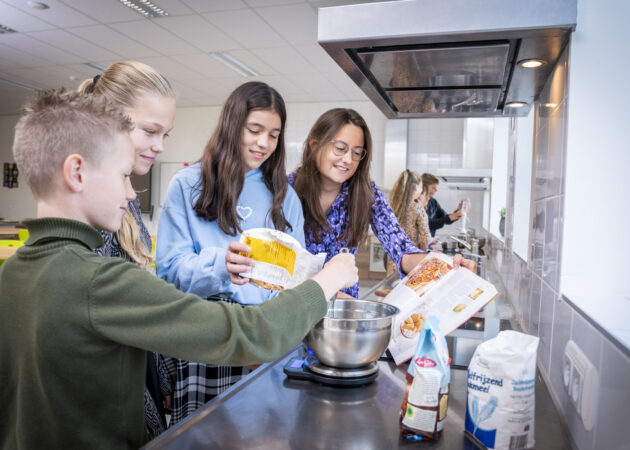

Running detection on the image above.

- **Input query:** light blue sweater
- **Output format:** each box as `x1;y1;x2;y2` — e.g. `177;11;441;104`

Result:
156;163;305;305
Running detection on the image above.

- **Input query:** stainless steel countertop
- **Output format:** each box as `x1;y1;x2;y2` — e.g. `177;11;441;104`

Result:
143;268;573;449
144;346;572;449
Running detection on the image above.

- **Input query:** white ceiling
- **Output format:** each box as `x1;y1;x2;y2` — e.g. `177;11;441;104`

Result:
0;0;381;116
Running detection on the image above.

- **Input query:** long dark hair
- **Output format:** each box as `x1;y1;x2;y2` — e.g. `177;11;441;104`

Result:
193;81;290;236
293;108;373;248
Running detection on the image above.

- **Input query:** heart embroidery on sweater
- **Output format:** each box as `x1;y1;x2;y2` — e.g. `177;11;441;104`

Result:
237;205;253;220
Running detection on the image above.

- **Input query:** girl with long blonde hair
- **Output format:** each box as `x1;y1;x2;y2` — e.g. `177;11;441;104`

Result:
386;170;432;275
79;60;176;438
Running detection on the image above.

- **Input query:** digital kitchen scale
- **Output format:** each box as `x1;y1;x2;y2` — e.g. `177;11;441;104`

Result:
283;356;379;387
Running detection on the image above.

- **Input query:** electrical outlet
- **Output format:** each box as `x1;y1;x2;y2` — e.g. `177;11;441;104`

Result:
563;351;572;390
570;365;583;411
563;340;599;430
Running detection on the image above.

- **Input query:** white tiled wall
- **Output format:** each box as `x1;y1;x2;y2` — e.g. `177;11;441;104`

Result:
406;118;486;237
489;43;630;450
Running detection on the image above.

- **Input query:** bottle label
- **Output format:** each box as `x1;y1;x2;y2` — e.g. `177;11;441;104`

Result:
408;366;441;406
402;404;437;432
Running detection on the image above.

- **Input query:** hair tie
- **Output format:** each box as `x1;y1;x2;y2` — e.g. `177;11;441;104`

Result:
92;74;101;86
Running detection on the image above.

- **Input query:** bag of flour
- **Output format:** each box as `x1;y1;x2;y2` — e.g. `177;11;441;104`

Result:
239;228;326;290
465;331;539;450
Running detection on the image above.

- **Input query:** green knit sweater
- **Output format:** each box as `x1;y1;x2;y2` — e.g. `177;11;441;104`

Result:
0;218;326;449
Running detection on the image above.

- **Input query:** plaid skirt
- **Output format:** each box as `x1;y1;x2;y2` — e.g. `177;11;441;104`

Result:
161;296;251;426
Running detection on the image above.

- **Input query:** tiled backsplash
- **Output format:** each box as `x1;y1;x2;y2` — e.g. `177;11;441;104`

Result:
488;43;630;450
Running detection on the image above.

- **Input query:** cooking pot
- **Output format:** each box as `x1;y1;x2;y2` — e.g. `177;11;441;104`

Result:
304;299;399;369
454;232;487;251
441;240;458;252
474;236;487;249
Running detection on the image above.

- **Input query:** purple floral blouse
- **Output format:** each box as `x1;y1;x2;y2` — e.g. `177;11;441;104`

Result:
288;173;425;297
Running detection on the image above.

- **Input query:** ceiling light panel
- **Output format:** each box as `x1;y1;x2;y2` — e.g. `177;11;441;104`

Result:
118;0;168;19
0;1;52;32
209;52;259;77
0;23;17;34
0;76;39;91
27;1;49;10
81;62;107;72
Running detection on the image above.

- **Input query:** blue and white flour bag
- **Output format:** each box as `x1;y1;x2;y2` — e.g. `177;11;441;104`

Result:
465;331;539;450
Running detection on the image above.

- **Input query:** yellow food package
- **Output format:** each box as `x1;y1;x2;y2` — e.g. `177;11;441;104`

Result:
239;228;326;290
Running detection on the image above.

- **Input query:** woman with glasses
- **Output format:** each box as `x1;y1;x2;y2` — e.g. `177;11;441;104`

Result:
289;108;432;298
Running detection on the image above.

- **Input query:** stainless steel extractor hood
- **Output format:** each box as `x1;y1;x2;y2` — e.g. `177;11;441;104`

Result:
318;0;576;118
436;168;491;191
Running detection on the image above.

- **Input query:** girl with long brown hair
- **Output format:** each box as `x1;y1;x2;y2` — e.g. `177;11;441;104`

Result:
156;81;305;424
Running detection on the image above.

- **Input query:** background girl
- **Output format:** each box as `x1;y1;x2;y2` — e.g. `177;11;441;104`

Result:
79;60;176;438
156;81;304;424
386;170;432;276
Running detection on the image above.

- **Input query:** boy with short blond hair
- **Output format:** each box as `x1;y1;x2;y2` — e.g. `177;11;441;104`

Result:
0;90;358;449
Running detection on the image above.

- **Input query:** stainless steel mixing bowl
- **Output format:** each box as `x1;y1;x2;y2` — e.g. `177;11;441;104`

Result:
304;299;400;369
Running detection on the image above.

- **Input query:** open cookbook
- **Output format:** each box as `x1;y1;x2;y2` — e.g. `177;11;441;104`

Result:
384;251;499;365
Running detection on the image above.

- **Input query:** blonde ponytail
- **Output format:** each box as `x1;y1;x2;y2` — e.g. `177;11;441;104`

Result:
389;170;421;220
79;61;172;269
117;210;153;268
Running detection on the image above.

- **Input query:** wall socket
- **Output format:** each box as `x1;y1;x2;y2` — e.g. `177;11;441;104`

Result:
563;340;599;430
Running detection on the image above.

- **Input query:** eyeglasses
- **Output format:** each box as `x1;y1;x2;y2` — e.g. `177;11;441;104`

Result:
330;140;367;161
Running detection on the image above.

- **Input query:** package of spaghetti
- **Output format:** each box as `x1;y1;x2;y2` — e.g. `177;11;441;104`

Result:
238;228;326;291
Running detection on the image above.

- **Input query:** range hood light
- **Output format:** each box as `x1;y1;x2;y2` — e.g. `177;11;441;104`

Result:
506;101;527;108
518;58;546;68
